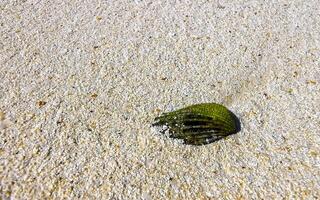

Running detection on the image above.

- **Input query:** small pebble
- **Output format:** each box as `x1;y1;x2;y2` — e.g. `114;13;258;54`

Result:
37;101;47;107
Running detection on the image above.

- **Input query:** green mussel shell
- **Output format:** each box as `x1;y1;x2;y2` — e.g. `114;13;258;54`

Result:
152;103;241;145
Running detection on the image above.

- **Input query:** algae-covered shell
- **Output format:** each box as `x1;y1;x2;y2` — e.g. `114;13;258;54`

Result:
152;103;241;145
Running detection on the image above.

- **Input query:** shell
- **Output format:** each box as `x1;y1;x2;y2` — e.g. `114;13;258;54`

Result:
152;103;241;145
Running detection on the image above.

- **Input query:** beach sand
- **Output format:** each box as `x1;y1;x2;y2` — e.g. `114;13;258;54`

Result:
1;0;320;199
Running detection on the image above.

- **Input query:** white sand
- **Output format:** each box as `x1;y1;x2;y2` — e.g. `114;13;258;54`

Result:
1;0;320;199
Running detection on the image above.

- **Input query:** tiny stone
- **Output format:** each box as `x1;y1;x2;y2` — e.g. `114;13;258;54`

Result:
160;77;167;80
306;80;316;85
91;93;98;98
37;101;47;107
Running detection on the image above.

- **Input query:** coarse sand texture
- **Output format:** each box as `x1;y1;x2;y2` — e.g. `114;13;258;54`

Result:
1;1;320;199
